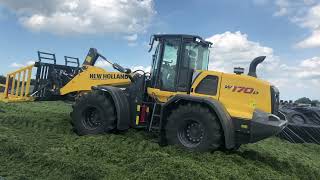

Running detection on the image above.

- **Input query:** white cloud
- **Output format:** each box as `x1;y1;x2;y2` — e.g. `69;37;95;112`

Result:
294;4;320;48
95;60;112;68
300;56;320;68
124;34;138;42
297;4;320;29
206;31;275;74
259;1;320;48
296;29;320;48
10;62;24;68
271;0;316;17
131;65;151;73
254;0;320;48
274;7;288;16
124;34;138;46
0;0;156;35
10;60;35;68
296;56;320;78
26;61;35;65
206;31;320;99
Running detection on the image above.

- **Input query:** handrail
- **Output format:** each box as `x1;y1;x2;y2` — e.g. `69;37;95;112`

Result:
3;65;34;99
7;64;34;75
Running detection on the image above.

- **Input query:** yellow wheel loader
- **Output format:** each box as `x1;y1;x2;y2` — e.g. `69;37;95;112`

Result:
70;34;287;151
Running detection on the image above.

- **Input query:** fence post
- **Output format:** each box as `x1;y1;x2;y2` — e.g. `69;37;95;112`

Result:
11;74;16;96
21;71;26;97
16;72;21;96
25;68;32;96
4;75;9;98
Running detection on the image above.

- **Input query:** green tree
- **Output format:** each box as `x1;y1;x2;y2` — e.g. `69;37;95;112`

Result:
295;97;312;104
311;100;320;107
0;75;6;84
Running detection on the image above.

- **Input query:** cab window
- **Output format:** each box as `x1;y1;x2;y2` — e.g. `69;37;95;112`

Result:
176;41;209;91
160;39;180;91
150;43;161;87
184;42;209;71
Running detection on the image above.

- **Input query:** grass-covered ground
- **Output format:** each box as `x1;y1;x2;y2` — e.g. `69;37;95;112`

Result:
0;101;319;180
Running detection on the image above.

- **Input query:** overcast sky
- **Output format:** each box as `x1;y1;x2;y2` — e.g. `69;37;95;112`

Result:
0;0;319;100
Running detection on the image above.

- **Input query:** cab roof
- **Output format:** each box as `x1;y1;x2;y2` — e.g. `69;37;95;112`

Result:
152;34;212;46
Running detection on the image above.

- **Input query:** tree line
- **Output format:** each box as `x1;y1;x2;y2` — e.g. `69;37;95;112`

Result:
295;97;320;106
0;75;6;84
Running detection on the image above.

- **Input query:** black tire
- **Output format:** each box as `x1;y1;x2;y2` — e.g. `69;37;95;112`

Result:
286;111;308;125
71;91;116;135
165;104;223;152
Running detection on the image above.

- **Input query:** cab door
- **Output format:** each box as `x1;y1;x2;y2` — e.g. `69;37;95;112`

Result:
147;38;186;102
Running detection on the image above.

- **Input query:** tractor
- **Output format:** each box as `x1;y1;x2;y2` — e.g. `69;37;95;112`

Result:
71;34;287;151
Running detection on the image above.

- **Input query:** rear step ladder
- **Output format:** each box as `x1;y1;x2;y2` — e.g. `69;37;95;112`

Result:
148;103;163;132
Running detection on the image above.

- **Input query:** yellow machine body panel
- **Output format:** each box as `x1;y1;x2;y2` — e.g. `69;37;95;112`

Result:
147;70;272;120
60;66;131;95
191;71;272;119
147;88;187;102
218;73;272;119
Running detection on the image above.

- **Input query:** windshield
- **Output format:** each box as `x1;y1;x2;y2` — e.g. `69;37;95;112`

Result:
184;42;209;71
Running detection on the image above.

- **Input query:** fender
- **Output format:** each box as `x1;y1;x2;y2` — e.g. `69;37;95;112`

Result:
92;86;130;130
162;94;235;149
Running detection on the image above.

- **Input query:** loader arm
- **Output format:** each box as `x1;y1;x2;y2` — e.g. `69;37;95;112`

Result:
59;66;131;95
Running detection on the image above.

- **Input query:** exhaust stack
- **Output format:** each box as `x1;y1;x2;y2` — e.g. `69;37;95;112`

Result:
248;56;266;78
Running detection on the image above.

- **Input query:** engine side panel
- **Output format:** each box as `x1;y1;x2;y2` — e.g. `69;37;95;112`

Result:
191;71;272;120
219;73;272;119
147;70;273;120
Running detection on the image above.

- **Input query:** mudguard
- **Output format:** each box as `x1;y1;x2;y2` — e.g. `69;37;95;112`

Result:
162;94;236;149
92;86;130;130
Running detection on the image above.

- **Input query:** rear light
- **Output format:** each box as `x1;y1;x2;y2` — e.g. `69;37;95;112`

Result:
271;86;280;115
139;105;148;123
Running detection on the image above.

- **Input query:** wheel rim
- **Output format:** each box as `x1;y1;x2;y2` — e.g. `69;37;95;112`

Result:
177;120;204;148
82;106;102;130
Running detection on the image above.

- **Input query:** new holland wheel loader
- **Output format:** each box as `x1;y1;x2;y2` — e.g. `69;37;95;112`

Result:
71;34;287;151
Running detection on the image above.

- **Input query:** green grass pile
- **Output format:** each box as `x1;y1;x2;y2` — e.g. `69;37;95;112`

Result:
0;101;319;180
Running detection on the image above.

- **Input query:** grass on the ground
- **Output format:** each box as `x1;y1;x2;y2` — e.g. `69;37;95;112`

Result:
0;101;319;180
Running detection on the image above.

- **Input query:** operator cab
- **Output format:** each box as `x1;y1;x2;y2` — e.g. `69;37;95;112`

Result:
149;34;212;93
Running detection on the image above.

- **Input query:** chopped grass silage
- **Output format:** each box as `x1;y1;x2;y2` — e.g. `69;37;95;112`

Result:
0;101;320;180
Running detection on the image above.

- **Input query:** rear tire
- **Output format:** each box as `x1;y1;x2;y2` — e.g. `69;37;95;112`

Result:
71;91;116;135
287;111;308;124
165;104;223;152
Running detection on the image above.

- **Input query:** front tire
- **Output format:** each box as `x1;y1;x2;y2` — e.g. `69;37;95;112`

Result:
71;91;116;135
165;104;223;152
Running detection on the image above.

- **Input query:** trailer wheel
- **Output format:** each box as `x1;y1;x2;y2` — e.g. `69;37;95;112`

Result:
165;104;222;152
71;91;116;135
286;111;308;125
